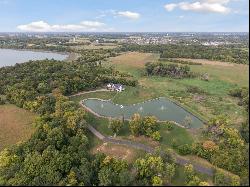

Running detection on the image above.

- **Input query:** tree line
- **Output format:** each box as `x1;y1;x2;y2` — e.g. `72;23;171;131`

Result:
119;44;249;64
145;62;196;79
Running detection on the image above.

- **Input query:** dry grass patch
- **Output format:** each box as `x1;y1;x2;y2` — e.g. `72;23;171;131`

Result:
175;58;234;67
91;142;144;163
110;52;159;68
0;104;37;150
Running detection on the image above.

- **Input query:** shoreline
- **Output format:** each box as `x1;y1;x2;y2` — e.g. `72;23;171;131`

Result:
0;47;69;57
69;88;207;128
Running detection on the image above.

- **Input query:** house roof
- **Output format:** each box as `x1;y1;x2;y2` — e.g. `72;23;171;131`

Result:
113;84;123;89
107;83;124;89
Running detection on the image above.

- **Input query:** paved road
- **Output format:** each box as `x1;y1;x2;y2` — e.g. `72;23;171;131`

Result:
86;123;215;176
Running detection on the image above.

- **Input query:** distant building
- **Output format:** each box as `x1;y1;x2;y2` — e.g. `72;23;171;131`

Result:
107;83;125;92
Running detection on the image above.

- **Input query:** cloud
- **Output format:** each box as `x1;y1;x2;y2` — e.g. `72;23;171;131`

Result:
17;20;107;32
116;11;140;19
80;21;105;27
164;4;177;11
164;0;233;14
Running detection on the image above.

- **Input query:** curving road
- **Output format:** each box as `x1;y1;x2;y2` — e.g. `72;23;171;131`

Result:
86;124;215;176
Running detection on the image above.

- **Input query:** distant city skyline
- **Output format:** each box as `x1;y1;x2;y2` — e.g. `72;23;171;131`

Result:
0;0;249;32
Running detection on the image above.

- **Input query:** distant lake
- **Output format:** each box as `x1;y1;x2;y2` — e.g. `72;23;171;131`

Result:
0;49;68;68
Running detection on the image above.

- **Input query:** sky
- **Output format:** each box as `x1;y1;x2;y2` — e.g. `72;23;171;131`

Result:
0;0;249;32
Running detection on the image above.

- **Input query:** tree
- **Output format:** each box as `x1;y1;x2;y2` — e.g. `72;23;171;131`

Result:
108;119;123;137
152;176;163;186
66;170;78;186
129;113;142;136
143;116;158;136
151;131;161;141
98;167;113;186
165;163;175;184
134;154;164;185
97;156;129;186
199;181;209;186
183;115;192;128
184;164;195;182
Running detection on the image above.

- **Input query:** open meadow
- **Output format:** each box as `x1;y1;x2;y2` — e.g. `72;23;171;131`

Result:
0;104;37;151
105;52;249;126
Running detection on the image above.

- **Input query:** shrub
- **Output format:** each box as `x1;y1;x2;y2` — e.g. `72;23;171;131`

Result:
151;131;161;141
165;122;174;131
177;144;193;155
229;88;243;97
186;86;205;94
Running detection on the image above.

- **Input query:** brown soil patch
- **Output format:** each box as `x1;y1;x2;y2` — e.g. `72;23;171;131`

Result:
0;104;37;150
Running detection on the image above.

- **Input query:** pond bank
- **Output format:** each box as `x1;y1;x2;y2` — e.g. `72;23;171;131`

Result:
81;97;205;129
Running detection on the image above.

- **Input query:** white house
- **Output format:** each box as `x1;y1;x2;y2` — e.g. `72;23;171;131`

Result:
107;83;125;92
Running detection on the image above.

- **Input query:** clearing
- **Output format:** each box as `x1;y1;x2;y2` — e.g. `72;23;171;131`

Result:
0;104;37;150
91;142;146;164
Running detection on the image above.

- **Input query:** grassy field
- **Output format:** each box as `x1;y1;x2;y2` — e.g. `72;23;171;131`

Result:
105;52;249;126
71;52;248;148
0;104;37;151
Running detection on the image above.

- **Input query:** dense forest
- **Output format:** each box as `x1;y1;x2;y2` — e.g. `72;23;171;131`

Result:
0;58;136;101
119;44;249;64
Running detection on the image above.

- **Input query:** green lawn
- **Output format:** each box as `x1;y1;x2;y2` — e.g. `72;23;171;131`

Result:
159;123;194;148
83;110;194;152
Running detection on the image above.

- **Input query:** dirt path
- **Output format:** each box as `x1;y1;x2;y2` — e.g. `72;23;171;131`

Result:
84;118;215;176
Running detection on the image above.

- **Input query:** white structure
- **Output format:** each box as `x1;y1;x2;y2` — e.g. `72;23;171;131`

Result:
107;83;125;92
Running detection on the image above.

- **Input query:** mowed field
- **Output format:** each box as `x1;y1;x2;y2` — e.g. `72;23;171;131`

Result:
0;104;37;150
107;52;249;126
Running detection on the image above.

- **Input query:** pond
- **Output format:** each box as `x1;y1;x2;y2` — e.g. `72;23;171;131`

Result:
0;49;68;67
82;97;205;129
